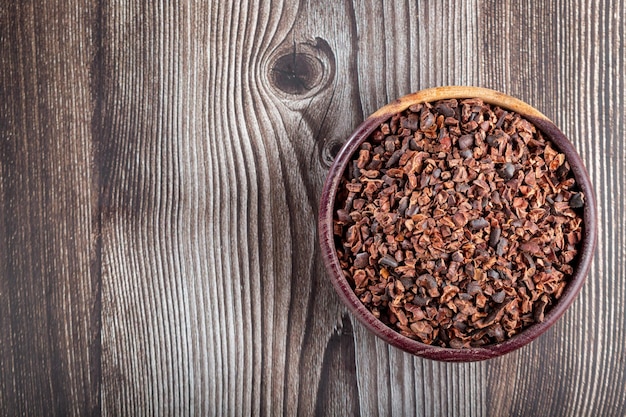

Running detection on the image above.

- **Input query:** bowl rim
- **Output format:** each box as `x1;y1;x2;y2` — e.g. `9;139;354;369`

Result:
318;86;598;362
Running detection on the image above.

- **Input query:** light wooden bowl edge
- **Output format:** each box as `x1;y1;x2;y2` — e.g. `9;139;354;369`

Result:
371;86;548;121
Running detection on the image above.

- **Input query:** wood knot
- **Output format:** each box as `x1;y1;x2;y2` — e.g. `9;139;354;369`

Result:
268;38;335;98
271;53;322;95
319;138;344;168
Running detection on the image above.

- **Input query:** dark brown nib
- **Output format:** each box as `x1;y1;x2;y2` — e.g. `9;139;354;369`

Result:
333;98;585;348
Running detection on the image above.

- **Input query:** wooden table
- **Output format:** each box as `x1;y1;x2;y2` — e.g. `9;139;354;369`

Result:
1;1;624;415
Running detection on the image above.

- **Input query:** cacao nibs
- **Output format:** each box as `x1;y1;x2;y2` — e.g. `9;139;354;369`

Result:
334;98;585;348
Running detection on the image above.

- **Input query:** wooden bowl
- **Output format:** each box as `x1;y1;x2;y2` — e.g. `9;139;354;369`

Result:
318;86;597;361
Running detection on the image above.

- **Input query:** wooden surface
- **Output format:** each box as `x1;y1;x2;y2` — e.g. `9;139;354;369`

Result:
0;0;624;415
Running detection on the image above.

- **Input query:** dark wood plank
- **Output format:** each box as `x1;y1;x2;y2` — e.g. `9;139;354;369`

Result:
96;0;366;414
0;1;100;416
481;1;626;416
95;1;213;414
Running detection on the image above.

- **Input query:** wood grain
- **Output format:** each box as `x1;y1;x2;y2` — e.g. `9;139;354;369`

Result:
0;1;100;415
0;0;624;416
481;2;626;416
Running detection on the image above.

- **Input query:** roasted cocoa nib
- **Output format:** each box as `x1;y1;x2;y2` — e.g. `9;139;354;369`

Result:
334;98;584;348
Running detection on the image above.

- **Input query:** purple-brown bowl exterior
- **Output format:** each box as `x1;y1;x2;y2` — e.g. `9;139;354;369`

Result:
318;86;597;362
